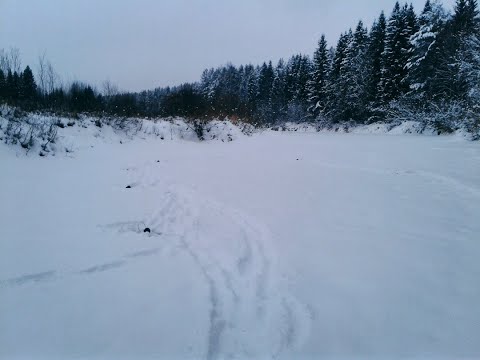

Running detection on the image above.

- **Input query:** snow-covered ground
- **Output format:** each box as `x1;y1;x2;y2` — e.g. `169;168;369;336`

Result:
1;129;480;359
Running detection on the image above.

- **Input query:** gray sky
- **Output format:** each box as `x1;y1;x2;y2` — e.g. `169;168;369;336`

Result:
0;0;456;92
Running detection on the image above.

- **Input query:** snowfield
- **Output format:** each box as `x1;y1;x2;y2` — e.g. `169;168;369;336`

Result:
1;127;480;359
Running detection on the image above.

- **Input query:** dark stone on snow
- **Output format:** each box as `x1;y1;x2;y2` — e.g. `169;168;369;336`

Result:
144;228;151;233
126;185;132;189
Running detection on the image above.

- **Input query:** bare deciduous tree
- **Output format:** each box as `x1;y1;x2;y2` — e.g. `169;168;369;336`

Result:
102;79;119;97
0;49;8;73
46;62;59;93
9;48;22;74
37;52;60;95
37;52;48;95
0;47;22;74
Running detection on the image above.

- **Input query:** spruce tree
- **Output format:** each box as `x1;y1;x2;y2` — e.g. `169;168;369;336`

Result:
307;34;330;119
457;31;480;106
400;4;419;92
0;69;5;101
20;66;37;101
407;0;447;99
380;2;417;102
200;68;217;104
283;54;311;121
295;55;312;103
271;59;287;122
327;29;355;120
257;61;274;102
454;0;480;101
434;0;480;99
285;55;301;103
453;0;478;34
331;22;370;121
325;32;350;120
348;21;370;120
246;66;259;117
5;71;14;101
366;12;387;106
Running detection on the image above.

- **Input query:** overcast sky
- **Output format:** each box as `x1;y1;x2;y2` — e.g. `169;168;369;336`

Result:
0;0;456;92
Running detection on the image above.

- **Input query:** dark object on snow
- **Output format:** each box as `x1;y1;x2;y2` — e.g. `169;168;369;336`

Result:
296;158;299;161
126;185;132;189
144;228;151;233
157;160;160;163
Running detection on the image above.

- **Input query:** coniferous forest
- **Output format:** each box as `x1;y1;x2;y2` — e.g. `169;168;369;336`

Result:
1;0;480;133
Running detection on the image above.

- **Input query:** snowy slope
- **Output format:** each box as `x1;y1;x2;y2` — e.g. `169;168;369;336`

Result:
0;107;254;158
1;131;480;359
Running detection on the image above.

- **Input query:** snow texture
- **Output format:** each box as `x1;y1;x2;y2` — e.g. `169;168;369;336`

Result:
1;123;480;359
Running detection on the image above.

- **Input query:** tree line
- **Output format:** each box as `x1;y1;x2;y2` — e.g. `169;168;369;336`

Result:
1;0;479;131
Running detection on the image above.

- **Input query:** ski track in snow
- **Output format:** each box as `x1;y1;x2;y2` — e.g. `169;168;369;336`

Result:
0;247;163;289
416;170;480;199
77;260;127;274
138;184;313;359
125;248;162;258
0;270;57;288
118;163;313;358
314;161;480;198
0;160;312;359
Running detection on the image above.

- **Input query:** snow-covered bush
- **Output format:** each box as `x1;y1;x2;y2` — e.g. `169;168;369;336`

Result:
383;99;479;137
0;110;59;155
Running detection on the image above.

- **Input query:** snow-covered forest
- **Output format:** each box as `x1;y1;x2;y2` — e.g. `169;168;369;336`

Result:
1;0;480;135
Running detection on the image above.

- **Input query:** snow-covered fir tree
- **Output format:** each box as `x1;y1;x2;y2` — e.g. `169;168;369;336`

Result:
342;21;370;121
380;2;418;102
307;35;330;119
270;59;287;122
366;11;387;107
406;0;448;99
